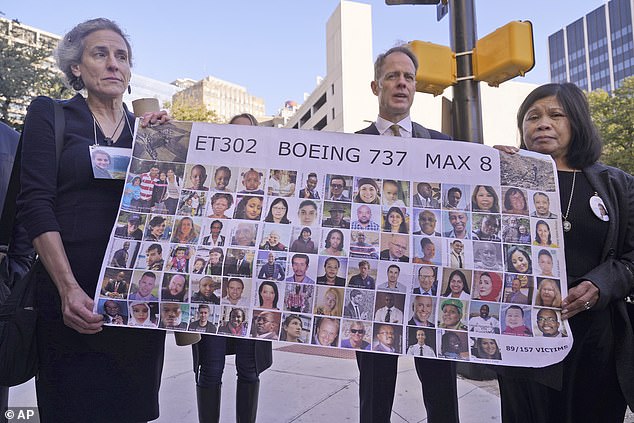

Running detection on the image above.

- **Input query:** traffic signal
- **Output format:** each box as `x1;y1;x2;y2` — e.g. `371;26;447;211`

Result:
409;40;457;96
473;21;535;87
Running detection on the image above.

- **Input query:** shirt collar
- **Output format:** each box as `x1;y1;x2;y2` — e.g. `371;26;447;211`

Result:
375;116;413;138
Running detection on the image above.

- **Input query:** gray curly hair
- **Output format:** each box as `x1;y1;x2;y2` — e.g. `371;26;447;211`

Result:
54;18;132;91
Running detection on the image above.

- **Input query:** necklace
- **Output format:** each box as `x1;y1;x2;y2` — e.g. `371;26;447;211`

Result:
91;109;126;146
561;170;577;232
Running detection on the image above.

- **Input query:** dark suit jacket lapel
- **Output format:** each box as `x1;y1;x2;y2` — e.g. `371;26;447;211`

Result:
583;163;619;260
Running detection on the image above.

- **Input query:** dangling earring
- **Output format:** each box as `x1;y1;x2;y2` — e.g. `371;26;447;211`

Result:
128;85;132;94
72;77;84;91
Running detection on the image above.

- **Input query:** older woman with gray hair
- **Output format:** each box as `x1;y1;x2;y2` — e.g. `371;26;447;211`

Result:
15;18;168;422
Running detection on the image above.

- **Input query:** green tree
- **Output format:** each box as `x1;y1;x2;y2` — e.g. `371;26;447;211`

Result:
166;99;222;123
0;38;67;128
587;77;634;175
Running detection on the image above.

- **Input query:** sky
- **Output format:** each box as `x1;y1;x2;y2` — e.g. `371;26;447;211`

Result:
2;0;606;115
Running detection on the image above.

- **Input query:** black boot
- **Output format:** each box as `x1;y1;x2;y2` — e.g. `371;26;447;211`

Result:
196;384;221;423
236;381;259;423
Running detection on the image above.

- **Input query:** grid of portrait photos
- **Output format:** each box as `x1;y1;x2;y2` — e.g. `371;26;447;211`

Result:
95;127;569;365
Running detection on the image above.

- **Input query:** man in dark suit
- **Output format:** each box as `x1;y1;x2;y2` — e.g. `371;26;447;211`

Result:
413;182;440;208
299;172;320;199
413;265;438;295
224;249;252;277
379;234;409;262
102;271;130;299
355;45;459;423
102;300;128;325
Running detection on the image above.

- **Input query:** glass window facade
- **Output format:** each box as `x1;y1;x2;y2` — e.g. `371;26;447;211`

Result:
609;0;634;88
549;0;633;92
549;30;567;83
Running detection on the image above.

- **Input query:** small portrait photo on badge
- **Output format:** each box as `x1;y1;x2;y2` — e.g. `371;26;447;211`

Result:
589;195;610;222
90;145;131;180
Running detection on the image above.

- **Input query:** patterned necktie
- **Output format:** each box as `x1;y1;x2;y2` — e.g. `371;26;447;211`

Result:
354;305;360;319
385;308;391;322
420;345;423;356
390;124;401;137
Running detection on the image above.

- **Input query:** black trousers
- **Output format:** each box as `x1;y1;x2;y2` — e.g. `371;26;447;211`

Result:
356;351;459;423
497;309;627;423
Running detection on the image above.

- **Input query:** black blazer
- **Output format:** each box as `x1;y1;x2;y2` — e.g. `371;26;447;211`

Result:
356;121;451;141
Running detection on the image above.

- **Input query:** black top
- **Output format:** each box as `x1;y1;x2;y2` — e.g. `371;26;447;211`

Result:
558;170;608;279
17;95;165;422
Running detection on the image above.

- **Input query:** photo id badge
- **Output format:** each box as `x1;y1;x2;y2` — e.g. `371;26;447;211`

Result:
89;145;132;180
589;194;609;222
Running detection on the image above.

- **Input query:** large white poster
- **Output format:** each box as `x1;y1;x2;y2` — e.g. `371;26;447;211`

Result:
93;120;572;367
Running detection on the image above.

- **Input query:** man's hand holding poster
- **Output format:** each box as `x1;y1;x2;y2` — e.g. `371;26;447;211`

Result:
94;120;573;367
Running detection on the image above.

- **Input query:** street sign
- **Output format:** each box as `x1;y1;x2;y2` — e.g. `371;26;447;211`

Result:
385;0;440;5
437;2;448;21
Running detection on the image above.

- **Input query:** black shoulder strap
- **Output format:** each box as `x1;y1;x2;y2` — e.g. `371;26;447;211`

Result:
0;99;65;245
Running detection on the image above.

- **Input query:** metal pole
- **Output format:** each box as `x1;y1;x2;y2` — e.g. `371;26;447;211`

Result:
449;0;483;143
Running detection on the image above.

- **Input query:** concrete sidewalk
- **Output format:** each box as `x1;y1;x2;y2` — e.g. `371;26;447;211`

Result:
7;333;502;422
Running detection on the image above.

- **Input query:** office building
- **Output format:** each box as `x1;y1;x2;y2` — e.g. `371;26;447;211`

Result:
172;76;266;123
283;1;536;146
548;0;634;92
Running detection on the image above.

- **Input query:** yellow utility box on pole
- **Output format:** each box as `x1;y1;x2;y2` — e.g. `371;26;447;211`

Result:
409;40;457;96
472;20;535;86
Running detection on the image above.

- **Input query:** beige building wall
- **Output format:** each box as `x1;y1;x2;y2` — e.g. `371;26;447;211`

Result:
173;76;266;123
284;0;537;147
